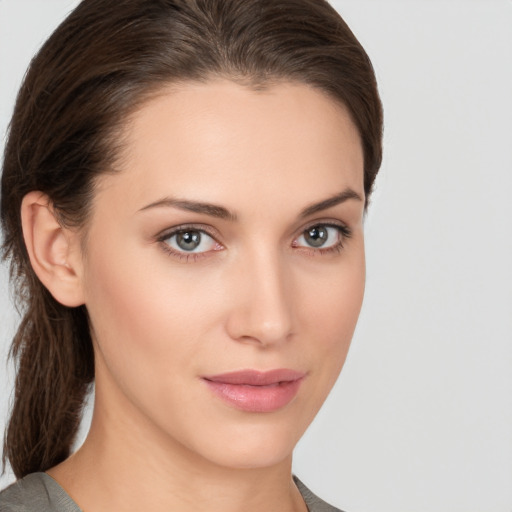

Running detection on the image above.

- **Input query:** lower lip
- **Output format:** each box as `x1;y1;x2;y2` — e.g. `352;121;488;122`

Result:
203;378;303;413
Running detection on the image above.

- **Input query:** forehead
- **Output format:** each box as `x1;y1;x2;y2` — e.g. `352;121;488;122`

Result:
96;79;364;217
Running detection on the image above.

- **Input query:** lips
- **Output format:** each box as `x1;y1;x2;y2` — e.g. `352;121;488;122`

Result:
202;369;305;413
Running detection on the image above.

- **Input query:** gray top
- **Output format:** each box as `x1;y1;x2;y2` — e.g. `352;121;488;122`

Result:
0;472;343;511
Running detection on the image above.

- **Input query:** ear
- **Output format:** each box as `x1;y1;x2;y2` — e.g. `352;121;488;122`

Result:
21;191;85;307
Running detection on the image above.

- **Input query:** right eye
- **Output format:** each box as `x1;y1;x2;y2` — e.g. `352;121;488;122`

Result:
162;228;219;254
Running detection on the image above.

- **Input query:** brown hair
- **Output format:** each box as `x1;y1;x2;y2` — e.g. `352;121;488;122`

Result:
1;0;382;479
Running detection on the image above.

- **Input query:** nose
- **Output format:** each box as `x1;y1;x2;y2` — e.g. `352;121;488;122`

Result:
224;249;294;347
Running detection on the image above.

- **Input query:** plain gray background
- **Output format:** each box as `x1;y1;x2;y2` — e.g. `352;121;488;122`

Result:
1;1;511;511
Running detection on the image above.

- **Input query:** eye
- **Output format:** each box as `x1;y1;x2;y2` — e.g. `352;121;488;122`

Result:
293;223;350;252
162;228;219;254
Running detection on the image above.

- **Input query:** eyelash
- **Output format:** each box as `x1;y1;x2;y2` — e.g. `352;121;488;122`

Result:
156;224;221;262
292;222;352;257
156;222;352;262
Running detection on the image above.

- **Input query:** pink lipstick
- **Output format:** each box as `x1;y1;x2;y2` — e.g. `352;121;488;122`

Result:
202;369;305;412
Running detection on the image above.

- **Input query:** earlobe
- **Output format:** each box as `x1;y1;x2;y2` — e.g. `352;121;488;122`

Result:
21;191;85;307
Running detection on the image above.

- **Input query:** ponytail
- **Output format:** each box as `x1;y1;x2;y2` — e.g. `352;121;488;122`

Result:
2;280;94;478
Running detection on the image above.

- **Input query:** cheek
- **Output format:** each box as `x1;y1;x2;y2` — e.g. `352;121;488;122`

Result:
82;248;228;438
303;248;364;333
297;244;365;375
83;242;188;384
82;238;228;383
278;244;365;429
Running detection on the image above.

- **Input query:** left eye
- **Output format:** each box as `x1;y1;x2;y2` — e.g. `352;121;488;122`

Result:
295;225;342;249
163;229;218;253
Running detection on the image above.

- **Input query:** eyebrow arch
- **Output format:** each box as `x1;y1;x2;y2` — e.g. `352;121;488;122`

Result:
138;197;238;221
299;188;363;218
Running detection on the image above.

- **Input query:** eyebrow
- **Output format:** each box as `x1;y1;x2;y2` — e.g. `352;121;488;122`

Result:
138;197;237;221
138;188;362;221
299;188;363;218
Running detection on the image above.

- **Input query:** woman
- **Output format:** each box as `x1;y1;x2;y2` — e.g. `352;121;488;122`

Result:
0;0;382;510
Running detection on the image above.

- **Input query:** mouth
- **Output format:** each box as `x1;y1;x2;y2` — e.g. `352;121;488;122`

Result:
202;369;306;413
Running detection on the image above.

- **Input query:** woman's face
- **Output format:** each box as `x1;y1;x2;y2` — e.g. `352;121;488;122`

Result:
79;80;365;469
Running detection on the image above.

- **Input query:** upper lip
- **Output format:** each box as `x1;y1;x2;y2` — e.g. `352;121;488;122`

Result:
203;369;306;386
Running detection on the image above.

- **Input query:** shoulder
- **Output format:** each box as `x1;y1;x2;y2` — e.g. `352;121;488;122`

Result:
294;476;346;512
0;473;55;512
0;473;80;512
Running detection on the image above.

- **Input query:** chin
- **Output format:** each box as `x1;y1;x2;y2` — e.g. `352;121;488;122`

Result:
172;414;308;471
203;436;297;470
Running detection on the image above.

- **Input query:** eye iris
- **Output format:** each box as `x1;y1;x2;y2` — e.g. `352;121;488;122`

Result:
305;226;328;247
176;231;201;251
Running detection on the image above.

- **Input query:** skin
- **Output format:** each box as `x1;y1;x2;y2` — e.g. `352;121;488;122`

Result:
29;79;365;511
